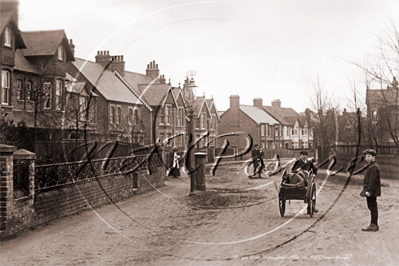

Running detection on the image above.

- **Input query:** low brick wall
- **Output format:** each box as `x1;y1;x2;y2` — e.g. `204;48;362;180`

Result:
1;166;164;238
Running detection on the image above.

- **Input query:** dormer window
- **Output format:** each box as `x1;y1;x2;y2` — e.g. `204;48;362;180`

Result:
58;44;64;61
4;27;11;47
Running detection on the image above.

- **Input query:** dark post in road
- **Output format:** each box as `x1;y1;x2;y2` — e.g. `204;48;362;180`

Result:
187;107;196;194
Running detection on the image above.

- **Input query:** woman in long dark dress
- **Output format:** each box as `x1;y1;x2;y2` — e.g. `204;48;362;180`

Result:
168;146;180;178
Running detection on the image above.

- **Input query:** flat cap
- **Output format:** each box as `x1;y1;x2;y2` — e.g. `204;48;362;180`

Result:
363;149;377;156
300;151;308;155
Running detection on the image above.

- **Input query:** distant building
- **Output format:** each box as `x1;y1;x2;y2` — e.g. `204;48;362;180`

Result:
218;96;313;150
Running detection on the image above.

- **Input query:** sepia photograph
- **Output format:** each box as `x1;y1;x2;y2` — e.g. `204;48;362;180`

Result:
1;0;398;265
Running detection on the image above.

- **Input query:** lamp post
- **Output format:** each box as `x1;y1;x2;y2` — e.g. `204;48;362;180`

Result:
185;71;197;194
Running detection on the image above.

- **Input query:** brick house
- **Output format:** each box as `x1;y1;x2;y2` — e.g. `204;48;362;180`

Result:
1;3;77;139
218;95;279;151
118;60;183;147
261;99;300;149
366;77;399;146
67;54;150;144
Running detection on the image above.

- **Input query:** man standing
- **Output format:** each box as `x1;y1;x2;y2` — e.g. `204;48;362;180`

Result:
251;144;261;178
361;149;381;232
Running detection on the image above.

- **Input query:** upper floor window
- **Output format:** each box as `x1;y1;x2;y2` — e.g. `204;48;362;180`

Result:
55;79;62;110
196;117;200;129
43;82;52;109
165;105;171;125
134;109;139;125
128;108;133;125
16;80;22;100
266;124;269;136
275;125;279;136
261;124;265;137
58;44;64;61
110;106;115;124
26;81;32;100
4;27;11;47
200;113;205;129
79;96;87;121
212;114;216;130
116;106;121;124
1;70;10;105
372;110;378;122
159;106;164;124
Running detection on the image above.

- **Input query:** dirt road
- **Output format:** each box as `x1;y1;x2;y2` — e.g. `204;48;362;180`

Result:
1;166;398;266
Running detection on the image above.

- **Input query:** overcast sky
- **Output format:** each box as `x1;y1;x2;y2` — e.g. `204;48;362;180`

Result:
18;0;399;113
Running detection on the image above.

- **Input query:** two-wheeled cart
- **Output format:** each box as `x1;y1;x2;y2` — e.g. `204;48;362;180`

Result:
278;170;316;217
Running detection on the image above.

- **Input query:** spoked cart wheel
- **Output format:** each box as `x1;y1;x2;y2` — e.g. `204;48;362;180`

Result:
279;196;286;217
309;184;316;217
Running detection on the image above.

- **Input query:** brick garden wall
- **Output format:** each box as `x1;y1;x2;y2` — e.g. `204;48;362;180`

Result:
1;162;165;238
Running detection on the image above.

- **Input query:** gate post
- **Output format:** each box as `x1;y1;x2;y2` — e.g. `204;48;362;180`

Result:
13;149;36;205
0;144;17;231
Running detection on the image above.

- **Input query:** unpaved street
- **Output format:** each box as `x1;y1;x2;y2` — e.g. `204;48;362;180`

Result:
1;166;399;266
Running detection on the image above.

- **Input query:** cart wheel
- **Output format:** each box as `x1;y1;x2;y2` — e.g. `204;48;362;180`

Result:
279;197;286;217
310;184;316;217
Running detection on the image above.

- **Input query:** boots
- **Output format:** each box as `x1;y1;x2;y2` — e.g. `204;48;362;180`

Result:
362;224;379;232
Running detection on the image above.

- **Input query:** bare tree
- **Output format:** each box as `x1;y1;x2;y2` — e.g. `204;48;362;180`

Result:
351;18;399;152
305;74;340;160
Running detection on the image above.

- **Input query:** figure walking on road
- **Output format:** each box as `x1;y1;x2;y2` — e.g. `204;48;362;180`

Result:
360;149;381;232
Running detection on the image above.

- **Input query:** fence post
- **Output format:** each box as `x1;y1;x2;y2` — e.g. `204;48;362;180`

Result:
13;149;36;205
0;144;17;231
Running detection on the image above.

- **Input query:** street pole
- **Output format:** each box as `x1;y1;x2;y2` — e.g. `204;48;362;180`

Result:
188;107;196;194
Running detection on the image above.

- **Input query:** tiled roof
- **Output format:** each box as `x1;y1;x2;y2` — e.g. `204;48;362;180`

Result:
297;116;308;127
262;105;298;125
284;116;298;125
192;97;211;117
72;58;140;104
239;105;279;125
137;83;172;106
123;71;154;97
14;50;41;74
0;13;25;49
21;30;74;61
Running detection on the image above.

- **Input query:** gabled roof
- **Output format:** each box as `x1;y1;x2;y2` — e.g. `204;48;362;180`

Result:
297;116;308;127
193;96;212;117
239;105;279;125
21;30;74;61
14;50;41;74
262;105;298;125
206;98;220;120
72;58;141;104
137;83;176;107
0;13;25;49
284;116;298;126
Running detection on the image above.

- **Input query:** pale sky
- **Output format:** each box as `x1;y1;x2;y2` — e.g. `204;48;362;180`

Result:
18;0;399;113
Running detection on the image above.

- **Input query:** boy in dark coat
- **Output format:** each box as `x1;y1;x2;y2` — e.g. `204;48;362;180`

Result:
361;149;381;232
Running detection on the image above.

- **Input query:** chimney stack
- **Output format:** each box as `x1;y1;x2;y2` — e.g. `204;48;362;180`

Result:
0;1;19;27
159;74;166;84
230;95;240;110
95;51;125;75
271;99;281;108
146;60;160;80
69;39;75;57
253;98;263;108
229;95;240;127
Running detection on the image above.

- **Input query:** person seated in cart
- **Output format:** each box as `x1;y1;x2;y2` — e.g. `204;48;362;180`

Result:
291;151;318;181
291;151;319;214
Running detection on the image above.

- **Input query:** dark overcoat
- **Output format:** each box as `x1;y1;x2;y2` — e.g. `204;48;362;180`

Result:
360;161;381;197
